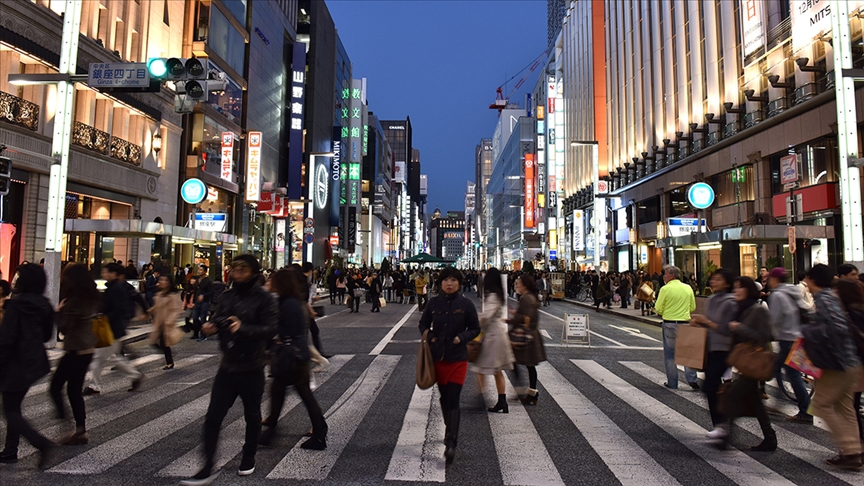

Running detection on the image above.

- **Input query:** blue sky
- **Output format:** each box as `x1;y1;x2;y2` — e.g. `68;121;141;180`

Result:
327;0;547;214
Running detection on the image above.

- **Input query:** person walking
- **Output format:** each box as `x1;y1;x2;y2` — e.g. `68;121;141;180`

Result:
418;267;480;465
764;267;812;423
654;265;698;390
834;279;864;448
509;274;547;405
392;273;405;304
83;263;143;395
415;269;429;311
369;272;383;313
259;268;327;450
327;270;338;305
471;268;515;413
636;274;655;316
689;268;737;440
182;277;197;334
803;264;863;471
192;265;213;342
383;272;394;303
618;272;631;309
335;272;347;305
181;255;279;485
346;272;362;313
0;264;57;467
148;274;183;370
50;264;100;446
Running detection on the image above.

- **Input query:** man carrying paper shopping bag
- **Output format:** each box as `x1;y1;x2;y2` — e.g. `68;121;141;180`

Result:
654;265;698;390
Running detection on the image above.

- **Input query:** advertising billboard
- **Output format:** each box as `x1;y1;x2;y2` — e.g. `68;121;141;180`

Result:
245;131;262;202
525;154;536;229
220;132;233;181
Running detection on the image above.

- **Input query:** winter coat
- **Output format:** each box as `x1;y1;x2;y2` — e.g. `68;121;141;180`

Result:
208;280;279;372
508;293;547;366
0;293;55;391
275;296;311;362
469;293;514;374
704;291;737;353
733;303;773;348
56;297;99;352
102;278;132;338
418;291;480;362
767;283;805;342
149;291;184;347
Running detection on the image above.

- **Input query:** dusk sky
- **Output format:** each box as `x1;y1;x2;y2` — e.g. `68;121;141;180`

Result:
327;0;547;215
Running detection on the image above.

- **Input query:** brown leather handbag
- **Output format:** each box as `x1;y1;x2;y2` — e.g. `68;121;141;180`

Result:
416;329;437;389
727;342;775;381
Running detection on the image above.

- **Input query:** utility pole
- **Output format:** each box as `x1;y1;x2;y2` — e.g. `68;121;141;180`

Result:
832;0;864;270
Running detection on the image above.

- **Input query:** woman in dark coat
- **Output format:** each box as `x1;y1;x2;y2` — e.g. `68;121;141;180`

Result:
0;264;56;467
260;268;327;450
418;267;480;465
718;276;776;451
509;274;547;405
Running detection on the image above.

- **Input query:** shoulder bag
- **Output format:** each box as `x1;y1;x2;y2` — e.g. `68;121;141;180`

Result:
416;329;436;389
271;339;303;384
727;342;775;381
509;316;534;349
91;314;115;348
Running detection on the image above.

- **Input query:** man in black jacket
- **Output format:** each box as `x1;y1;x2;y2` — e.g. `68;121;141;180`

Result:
181;254;278;486
192;265;213;341
84;263;143;395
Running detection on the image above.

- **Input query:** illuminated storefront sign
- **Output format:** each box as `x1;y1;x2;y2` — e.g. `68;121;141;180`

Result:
181;178;207;205
573;210;584;251
220;132;233;181
288;41;307;200
525;154;536;228
341;79;363;207
791;0;864;54
740;0;765;58
194;213;228;232
330;129;342;226
245;131;262;202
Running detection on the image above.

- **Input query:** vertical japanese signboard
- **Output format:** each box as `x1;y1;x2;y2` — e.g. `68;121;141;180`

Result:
330;127;342;227
740;0;764;59
245;132;262;202
220;132;233;181
525;154;536;229
288;41;307;200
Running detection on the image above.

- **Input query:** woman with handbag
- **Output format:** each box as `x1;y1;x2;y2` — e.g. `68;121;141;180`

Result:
260;268;327;450
148;274;183;370
0;264;57;467
804;265;862;471
716;276;776;451
636;274;655;316
418;267;480;464
51;263;100;446
182;277;197;334
509;275;546;406
689;268;737;441
470;268;515;414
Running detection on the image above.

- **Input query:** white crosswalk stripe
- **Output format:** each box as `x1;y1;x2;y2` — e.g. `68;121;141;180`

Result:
574;359;797;486
6;354;853;485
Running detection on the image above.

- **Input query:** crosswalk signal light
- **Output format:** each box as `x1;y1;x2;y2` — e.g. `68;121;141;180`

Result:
0;154;12;196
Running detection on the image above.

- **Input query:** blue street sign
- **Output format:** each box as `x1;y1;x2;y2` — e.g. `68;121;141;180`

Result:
549;250;557;259
180;178;207;204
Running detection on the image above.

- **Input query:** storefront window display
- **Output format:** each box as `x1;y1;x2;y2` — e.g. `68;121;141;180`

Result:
247;211;273;269
63;192;132;265
191;114;239;179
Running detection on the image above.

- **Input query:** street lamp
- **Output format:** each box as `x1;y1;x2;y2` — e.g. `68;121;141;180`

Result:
306;152;334;264
571;141;602;270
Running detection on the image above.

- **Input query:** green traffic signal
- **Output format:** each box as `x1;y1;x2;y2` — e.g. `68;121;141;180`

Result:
147;58;167;78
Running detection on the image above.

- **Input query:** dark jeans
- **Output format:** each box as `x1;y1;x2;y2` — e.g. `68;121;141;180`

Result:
192;302;210;337
336;288;345;304
370;292;380;312
774;340;810;415
267;362;326;439
703;351;730;427
3;390;53;454
50;351;93;429
417;293;428;311
352;294;361;312
309;318;324;355
203;368;265;462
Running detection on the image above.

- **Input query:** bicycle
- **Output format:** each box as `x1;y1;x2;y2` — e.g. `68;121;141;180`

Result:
576;286;593;303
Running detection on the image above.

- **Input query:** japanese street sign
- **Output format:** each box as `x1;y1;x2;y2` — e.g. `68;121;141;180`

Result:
88;63;149;88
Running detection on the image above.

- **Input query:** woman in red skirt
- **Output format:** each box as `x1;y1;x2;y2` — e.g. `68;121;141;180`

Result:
418;267;480;464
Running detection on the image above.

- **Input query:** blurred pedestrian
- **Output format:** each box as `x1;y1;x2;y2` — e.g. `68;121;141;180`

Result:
148;274;183;370
509;274;546;405
470;268;514;414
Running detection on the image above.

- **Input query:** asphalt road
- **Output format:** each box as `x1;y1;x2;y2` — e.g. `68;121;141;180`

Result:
0;291;857;485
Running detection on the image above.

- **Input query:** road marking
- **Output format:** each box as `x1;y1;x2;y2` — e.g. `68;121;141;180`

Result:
50;393;213;474
20;356;218;459
369;305;418;355
536;362;680;486
540;329;552;340
385;385;446;482
29;354;164;397
620;361;851;480
316;307;349;321
267;354;401;480
484;373;564;485
573;360;796;486
544;344;663;350
538;309;628;347
158;355;354;477
609;325;661;343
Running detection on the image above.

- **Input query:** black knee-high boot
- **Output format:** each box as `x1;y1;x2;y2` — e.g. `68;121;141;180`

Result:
438;385;450;434
444;409;460;464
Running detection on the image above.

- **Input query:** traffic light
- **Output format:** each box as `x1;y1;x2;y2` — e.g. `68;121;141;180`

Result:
0;154;11;196
146;57;168;79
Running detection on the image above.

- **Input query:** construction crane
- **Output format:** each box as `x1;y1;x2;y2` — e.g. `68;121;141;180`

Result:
489;48;550;114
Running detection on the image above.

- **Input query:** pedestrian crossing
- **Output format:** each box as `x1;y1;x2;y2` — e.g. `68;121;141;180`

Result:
1;351;859;485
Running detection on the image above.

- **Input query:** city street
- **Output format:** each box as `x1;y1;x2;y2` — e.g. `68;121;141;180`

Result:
0;294;856;486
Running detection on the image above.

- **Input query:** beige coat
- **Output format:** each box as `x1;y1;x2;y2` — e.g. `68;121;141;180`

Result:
149;291;183;347
469;293;514;375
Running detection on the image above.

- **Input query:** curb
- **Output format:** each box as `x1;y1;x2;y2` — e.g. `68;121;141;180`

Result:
560;298;663;327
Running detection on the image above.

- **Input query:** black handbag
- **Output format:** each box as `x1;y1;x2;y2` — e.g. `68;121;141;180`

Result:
271;340;303;382
509;317;534;349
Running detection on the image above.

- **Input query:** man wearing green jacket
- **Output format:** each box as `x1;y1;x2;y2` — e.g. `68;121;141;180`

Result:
655;265;697;390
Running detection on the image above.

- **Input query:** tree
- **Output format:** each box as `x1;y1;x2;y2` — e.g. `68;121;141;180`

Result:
326;255;345;279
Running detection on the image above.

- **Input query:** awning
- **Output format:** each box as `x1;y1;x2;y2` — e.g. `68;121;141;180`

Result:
64;219;237;245
656;224;834;249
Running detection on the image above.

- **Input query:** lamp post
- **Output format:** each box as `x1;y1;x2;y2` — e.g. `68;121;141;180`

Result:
571;141;602;270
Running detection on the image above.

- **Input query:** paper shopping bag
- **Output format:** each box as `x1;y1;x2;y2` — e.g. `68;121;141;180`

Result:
784;337;822;380
674;325;707;370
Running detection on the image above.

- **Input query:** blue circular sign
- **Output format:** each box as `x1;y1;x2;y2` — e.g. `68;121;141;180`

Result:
181;178;207;205
687;182;715;210
304;233;315;244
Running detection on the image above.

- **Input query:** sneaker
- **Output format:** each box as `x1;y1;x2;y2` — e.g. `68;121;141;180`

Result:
687;382;701;391
238;456;255;476
180;466;220;486
786;413;814;424
826;454;863;471
662;382;677;390
706;427;728;440
82;387;100;396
